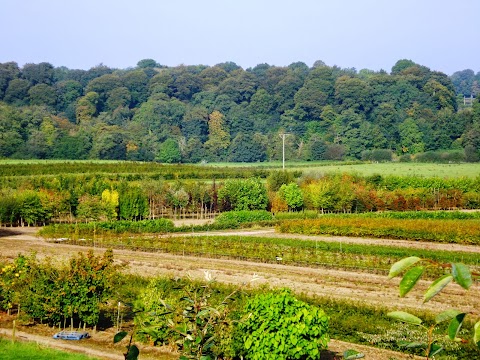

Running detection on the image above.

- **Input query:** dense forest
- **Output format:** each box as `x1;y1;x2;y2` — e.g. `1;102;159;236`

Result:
0;59;479;162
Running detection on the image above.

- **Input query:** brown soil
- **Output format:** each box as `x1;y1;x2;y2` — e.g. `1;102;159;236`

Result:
0;226;476;359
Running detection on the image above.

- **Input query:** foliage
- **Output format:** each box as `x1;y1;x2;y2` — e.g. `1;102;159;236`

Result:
273;210;318;220
214;210;273;226
278;183;304;210
132;273;250;360
40;218;175;237
119;186;149;220
388;257;480;358
0;58;476;163
238;289;329;360
278;217;480;244
218;178;268;211
0;250;117;327
266;170;296;192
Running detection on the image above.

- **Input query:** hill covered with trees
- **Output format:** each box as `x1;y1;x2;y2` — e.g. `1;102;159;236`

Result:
0;59;479;162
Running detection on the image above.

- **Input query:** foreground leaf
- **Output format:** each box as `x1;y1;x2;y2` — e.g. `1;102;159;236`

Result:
387;311;422;325
435;309;462;324
126;345;139;360
114;331;128;344
451;263;472;290
388;257;421;279
447;313;466;340
423;275;453;303
399;266;424;297
343;349;365;359
474;321;480;348
398;341;425;349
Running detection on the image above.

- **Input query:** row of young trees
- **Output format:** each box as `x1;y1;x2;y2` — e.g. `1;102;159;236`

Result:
1;171;480;226
0;250;116;329
1;59;480;162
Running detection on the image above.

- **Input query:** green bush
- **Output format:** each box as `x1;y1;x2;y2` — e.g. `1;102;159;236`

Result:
238;289;329;360
40;218;175;237
361;149;393;162
414;150;466;163
214;210;273;226
274;210;319;220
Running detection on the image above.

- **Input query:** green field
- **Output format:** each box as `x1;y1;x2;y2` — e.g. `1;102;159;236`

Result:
1;159;479;178
209;161;480;178
297;162;480;178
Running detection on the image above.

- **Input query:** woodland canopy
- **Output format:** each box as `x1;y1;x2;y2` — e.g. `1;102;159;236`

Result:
0;59;479;162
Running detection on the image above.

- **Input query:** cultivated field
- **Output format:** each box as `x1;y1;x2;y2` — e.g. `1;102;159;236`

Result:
1;160;479;359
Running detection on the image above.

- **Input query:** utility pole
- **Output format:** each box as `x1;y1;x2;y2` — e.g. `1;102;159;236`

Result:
279;133;290;170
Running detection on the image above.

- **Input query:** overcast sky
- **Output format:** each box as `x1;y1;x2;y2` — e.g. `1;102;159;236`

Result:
1;0;479;74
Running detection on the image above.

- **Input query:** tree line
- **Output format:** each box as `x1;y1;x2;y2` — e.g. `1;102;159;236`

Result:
1;170;479;227
0;59;479;162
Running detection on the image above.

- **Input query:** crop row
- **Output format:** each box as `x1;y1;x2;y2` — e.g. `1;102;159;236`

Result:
54;234;480;274
0;162;271;179
334;210;480;220
278;218;480;245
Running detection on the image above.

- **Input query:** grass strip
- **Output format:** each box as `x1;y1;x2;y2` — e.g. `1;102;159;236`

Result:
0;337;99;360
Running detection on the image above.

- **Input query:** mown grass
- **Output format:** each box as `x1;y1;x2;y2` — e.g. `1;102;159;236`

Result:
0;337;99;360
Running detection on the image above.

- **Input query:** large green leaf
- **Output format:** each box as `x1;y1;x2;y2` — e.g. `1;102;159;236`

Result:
399;266;424;297
435;309;462;324
423;275;453;303
387;311;422;326
447;313;466;340
474;321;480;348
126;345;139;360
113;331;128;344
451;263;472;290
388;257;421;279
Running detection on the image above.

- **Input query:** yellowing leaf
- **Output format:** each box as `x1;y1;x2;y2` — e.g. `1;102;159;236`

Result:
388;257;421;279
423;275;453;303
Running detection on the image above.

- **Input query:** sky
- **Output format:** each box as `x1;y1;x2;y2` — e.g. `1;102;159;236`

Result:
1;0;479;75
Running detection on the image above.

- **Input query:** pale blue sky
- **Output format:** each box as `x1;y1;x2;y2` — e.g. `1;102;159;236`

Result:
1;0;479;74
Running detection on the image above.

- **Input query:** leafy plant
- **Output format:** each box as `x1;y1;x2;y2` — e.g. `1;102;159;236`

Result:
388;256;480;358
214;210;273;226
238;289;329;360
136;271;253;360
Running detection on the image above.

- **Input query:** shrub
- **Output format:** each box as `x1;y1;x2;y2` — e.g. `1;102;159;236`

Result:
238;289;329;360
361;149;393;162
266;170;295;192
274;210;319;220
414;150;466;163
218;178;268;211
214;210;273;226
